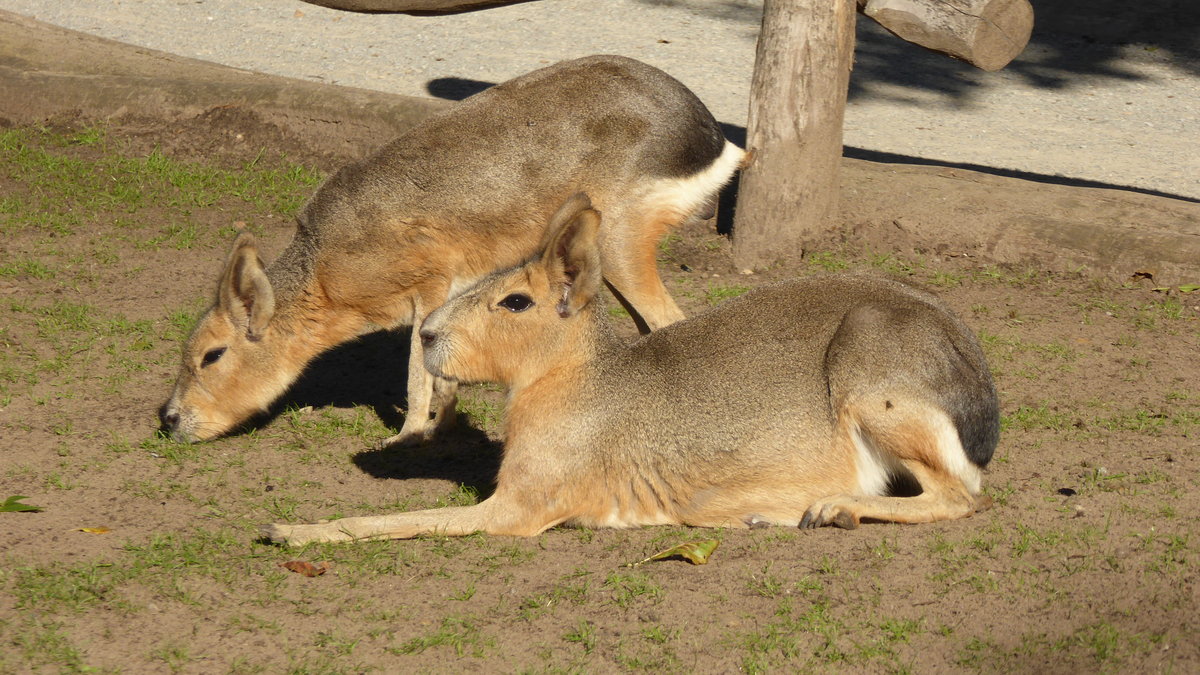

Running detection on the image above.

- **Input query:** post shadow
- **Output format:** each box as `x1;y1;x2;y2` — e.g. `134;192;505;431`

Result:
426;77;495;101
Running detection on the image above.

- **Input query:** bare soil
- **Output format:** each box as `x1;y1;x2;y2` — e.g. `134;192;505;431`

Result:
0;108;1197;674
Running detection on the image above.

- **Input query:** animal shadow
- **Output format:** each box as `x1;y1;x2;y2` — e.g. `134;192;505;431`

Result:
250;328;503;495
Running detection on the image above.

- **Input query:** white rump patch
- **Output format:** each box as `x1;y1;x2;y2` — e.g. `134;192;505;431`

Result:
931;412;983;494
851;410;983;496
851;423;896;497
639;140;744;220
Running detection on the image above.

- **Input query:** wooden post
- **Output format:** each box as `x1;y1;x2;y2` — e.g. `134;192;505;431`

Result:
732;0;857;270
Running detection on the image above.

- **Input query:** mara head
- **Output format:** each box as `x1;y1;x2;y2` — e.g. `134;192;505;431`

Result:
160;233;299;442
421;193;603;387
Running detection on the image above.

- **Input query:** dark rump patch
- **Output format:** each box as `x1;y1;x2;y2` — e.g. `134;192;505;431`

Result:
947;390;1001;468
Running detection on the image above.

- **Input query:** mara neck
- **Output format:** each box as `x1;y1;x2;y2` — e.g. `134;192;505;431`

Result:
504;304;622;399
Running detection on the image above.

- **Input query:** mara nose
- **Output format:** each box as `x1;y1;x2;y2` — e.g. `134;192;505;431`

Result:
419;329;437;349
159;405;180;431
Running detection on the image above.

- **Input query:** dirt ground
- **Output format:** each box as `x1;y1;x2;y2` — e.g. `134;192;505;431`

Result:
0;105;1197;674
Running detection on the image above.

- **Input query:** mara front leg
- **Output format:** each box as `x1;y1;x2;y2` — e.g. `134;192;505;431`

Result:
261;496;557;546
379;303;458;447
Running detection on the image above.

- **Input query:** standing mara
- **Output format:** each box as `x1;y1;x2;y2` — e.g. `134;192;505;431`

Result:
160;55;743;447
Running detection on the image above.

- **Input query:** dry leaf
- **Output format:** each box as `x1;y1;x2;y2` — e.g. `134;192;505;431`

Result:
628;539;720;567
77;526;111;534
279;560;330;577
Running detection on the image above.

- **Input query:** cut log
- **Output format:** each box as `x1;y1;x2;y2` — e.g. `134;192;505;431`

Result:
732;0;857;269
301;0;531;13
856;0;1033;71
306;0;1030;71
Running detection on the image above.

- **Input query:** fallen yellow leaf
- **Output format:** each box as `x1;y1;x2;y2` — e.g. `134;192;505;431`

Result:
628;539;720;567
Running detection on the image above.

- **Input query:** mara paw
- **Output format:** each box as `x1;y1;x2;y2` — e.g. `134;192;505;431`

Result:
799;497;861;530
259;522;353;546
376;426;435;450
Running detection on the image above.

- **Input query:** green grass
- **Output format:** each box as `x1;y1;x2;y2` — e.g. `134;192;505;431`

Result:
704;282;750;305
391;616;493;657
563;620;598;654
0;128;319;228
8;525;291;620
807;250;850;272
1;121;1196;674
1001;403;1073;432
455;389;503;434
283;406;391;443
979;331;1078;364
0;125;319;413
604;572;663;608
0;257;55;280
9;618;93;672
1002;399;1199;439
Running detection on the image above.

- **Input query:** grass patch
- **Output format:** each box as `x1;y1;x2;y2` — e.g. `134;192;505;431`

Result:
705;282;750;305
391;616;493;657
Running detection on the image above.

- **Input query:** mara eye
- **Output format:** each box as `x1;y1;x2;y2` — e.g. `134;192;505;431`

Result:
201;347;227;367
498;294;534;312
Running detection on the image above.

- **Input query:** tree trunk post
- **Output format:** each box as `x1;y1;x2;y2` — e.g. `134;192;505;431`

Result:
733;0;857;270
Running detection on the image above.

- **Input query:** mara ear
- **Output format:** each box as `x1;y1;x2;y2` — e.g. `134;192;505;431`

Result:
217;232;275;341
539;193;602;318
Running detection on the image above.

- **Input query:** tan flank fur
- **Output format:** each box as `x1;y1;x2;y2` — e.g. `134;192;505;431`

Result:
263;195;1001;546
159;55;743;445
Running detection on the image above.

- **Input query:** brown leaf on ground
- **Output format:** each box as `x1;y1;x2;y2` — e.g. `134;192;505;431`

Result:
279;560;330;577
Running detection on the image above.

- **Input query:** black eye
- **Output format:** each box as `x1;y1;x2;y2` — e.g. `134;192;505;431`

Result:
498;294;534;312
201;347;227;367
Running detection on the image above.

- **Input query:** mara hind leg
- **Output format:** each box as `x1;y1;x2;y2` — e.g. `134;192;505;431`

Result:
601;140;744;333
599;203;687;334
801;297;999;528
800;401;989;530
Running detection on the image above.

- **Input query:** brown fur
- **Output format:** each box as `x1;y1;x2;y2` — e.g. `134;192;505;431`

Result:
160;55;742;444
262;195;1001;546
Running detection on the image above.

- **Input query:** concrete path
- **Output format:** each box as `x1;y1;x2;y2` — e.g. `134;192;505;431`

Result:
3;0;1197;199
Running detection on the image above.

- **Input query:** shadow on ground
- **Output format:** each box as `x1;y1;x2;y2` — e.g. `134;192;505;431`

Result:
247;328;503;495
421;78;1196;204
637;0;1199;99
